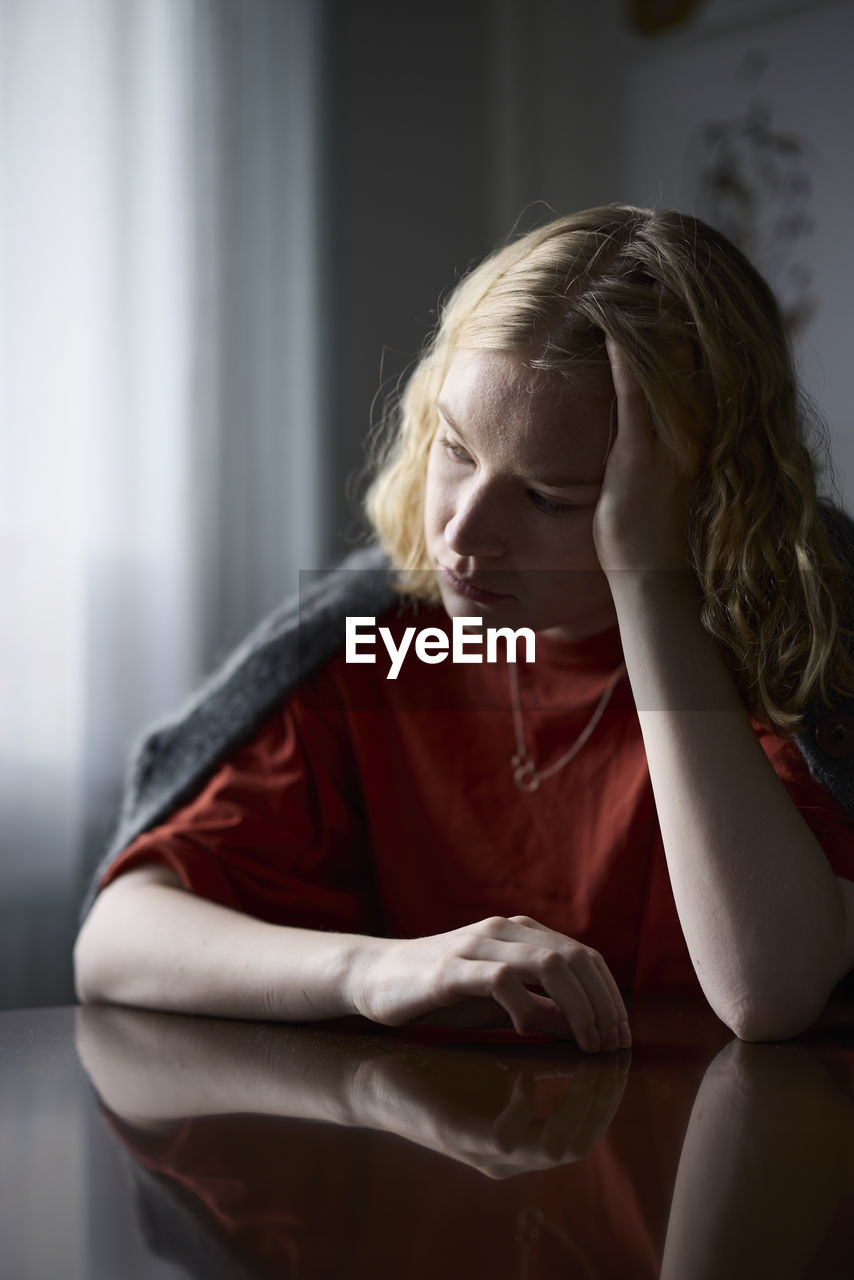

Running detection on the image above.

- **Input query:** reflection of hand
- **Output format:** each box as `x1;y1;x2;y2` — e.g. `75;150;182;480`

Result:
661;1039;854;1280
351;1049;630;1179
348;915;631;1053
593;336;695;573
75;1006;628;1179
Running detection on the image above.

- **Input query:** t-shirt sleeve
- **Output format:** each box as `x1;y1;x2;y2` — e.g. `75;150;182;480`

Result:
98;678;381;935
758;728;854;882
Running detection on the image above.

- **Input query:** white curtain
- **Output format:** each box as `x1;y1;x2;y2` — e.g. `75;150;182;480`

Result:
0;0;324;1004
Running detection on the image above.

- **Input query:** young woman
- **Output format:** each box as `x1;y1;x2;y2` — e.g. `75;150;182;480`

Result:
74;205;854;1051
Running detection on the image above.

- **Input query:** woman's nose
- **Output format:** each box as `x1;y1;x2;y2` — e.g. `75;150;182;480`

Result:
444;483;505;558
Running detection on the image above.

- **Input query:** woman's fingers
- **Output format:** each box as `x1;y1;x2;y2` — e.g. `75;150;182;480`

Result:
424;957;599;1047
596;334;693;572
351;918;630;1051
503;915;630;1042
508;914;629;1043
436;959;552;1038
605;334;651;435
590;951;633;1048
458;918;630;1052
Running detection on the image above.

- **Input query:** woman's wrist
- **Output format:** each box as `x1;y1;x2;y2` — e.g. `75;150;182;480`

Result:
339;934;394;1023
605;566;700;609
608;568;744;718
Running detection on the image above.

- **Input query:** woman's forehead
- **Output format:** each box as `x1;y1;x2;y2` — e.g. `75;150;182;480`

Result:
439;348;612;408
436;350;613;484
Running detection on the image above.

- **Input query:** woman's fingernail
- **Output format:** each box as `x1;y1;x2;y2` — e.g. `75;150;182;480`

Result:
604;1025;620;1052
584;1028;602;1053
619;1021;632;1049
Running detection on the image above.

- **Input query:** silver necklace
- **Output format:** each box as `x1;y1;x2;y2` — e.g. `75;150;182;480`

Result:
508;659;626;793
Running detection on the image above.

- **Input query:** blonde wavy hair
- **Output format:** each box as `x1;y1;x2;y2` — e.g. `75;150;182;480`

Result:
364;205;854;735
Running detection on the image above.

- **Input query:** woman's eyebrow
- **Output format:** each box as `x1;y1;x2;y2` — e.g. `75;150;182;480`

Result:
435;399;461;429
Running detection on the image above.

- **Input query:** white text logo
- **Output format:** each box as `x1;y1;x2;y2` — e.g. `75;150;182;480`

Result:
345;616;535;679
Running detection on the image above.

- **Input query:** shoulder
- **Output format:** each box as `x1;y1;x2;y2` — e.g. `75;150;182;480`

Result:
796;704;854;825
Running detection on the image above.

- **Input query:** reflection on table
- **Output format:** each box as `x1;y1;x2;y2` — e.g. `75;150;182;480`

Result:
72;1000;854;1279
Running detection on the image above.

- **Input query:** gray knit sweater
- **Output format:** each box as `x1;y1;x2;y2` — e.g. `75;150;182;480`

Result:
80;518;854;924
80;545;397;921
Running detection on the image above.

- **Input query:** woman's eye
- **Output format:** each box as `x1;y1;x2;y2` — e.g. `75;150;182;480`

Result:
440;438;471;463
528;490;577;515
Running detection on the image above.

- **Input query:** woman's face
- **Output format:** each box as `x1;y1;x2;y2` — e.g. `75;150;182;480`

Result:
424;349;618;640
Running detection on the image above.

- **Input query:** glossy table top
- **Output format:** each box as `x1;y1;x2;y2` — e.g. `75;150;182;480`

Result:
3;999;854;1278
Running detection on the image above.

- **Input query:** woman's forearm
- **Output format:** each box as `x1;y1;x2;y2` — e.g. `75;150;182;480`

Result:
608;569;854;1039
74;865;633;1047
73;864;366;1022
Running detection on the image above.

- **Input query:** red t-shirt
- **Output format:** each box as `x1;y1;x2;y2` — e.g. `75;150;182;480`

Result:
100;605;854;993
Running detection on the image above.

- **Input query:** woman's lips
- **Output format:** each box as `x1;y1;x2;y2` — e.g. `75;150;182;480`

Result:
440;566;512;604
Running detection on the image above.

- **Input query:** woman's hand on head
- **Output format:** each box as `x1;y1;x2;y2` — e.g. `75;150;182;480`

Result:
345;915;631;1053
592;336;694;574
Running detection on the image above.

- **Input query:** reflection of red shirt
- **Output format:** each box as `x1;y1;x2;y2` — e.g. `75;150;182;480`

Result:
101;607;854;992
109;1109;664;1279
101;1031;854;1279
104;1049;697;1280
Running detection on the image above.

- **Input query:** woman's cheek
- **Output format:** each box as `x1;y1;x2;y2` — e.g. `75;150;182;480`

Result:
425;473;457;542
549;508;601;570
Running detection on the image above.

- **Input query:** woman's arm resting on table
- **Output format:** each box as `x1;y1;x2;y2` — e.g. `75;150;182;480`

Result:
74;864;359;1022
610;569;854;1040
598;338;854;1041
73;864;631;1051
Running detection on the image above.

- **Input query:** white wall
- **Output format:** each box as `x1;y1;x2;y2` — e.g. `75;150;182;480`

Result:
524;0;854;507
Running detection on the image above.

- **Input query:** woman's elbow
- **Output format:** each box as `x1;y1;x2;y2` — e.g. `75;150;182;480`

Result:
73;913;107;1005
73;892;127;1005
73;863;179;1006
718;990;828;1044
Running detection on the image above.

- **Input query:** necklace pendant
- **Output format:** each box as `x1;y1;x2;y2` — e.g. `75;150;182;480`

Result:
508;657;626;797
512;758;540;793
